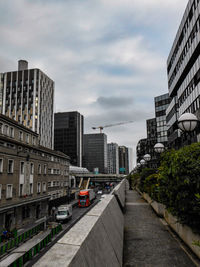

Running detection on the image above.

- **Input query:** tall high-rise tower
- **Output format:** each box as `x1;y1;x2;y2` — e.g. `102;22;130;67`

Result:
83;133;107;173
107;143;119;174
54;111;84;167
1;60;54;149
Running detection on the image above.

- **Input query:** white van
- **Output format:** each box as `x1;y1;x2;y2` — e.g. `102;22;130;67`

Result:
56;204;72;222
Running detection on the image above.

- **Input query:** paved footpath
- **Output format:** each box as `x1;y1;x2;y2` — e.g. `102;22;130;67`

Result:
123;189;197;267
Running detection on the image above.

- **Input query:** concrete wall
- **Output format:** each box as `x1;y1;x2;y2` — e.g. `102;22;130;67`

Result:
35;180;125;267
111;179;126;209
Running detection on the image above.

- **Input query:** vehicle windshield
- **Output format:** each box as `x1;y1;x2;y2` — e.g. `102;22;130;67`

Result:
57;210;67;215
79;195;88;200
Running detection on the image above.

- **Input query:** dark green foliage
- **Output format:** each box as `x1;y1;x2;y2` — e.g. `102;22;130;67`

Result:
157;143;200;232
136;143;200;232
138;167;156;192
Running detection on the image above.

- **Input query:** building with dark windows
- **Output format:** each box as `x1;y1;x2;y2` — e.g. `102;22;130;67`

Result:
0;114;69;232
146;118;157;168
83;133;107;174
136;138;147;164
107;143;119;174
136;94;170;167
167;0;200;147
154;93;171;147
54;112;84;167
118;146;129;174
0;60;54;149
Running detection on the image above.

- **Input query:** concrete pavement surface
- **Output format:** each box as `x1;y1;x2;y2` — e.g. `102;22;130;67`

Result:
123;189;197;267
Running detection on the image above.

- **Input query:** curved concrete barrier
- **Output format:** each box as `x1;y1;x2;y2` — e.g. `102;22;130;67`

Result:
34;181;125;267
112;179;126;210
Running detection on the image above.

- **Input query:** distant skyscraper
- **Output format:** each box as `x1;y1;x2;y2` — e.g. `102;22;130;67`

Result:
118;146;129;174
128;147;133;172
83;133;107;173
54;111;84;167
107;143;119;174
0;60;54;149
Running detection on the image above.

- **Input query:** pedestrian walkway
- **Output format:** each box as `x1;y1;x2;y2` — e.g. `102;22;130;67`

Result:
123;189;197;267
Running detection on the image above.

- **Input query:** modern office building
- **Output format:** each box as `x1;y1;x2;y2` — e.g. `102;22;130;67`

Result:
107;143;119;174
154;93;171;147
145;118;158;168
54;112;84;167
128;147;133;173
0;114;69;232
118;146;129;174
0;60;54;149
136;138;147;164
167;0;200;146
83;133;107;173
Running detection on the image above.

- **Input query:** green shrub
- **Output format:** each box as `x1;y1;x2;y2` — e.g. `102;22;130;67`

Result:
158;143;200;232
143;173;159;202
138;167;156;192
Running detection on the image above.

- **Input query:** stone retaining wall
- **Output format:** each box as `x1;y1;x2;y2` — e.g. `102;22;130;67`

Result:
34;180;125;267
142;192;200;259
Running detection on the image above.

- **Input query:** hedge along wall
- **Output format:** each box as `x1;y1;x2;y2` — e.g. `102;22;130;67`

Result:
134;143;200;234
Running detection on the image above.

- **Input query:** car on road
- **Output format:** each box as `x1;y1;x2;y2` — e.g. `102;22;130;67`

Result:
97;190;103;195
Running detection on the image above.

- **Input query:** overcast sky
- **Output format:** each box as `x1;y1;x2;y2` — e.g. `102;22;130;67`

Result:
0;0;189;167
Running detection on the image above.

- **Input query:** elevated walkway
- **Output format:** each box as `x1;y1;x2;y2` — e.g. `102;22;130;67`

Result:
123;189;197;266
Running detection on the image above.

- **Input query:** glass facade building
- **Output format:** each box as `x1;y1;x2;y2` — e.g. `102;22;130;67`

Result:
54;112;84;167
118;146;129;174
154;93;171;145
107;143;119;174
83;133;107;174
167;0;200;146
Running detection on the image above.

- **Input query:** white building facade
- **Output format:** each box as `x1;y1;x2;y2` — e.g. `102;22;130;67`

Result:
107;143;119;174
0;60;54;149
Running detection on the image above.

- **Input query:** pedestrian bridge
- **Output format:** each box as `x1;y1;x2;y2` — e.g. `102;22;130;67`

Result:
74;173;124;183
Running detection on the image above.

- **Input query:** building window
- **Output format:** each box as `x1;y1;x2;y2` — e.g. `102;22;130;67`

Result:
26;134;29;143
0;159;3;173
8;159;14;173
19;131;23;141
0;184;1;199
32;136;36;145
43;182;46;192
10;127;14;138
22;206;30;219
38;164;41;174
20;161;24;174
6;184;13;198
30;163;34;174
4;125;8;135
0;123;3;134
37;182;41;193
48;182;51;187
19;184;23;197
30;183;33;194
44;164;47;175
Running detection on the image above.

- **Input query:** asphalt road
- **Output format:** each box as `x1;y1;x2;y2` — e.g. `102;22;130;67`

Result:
26;196;101;267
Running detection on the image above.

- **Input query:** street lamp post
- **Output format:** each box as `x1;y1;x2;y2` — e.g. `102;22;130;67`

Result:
140;159;146;166
143;154;151;168
154;143;165;153
154;143;165;168
178;113;198;145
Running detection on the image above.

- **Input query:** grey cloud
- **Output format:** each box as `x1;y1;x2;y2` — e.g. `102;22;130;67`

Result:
96;96;134;109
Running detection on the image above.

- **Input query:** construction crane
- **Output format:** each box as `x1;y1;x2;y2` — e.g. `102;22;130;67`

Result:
92;120;134;133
